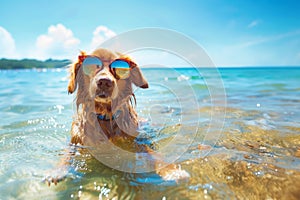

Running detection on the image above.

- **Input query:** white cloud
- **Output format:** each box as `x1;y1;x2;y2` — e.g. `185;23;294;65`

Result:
0;26;18;58
35;24;80;59
247;20;261;28
214;29;300;66
90;26;116;50
238;29;300;48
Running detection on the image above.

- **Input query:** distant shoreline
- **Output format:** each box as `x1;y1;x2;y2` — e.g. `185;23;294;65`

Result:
0;58;299;70
0;58;71;69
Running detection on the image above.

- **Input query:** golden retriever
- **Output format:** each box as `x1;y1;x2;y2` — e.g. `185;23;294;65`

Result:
46;48;189;185
68;48;149;147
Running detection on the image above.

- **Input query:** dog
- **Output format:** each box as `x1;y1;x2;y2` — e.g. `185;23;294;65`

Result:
67;48;149;147
46;48;189;185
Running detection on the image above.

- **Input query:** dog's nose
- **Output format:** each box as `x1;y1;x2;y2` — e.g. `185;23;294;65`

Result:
97;78;113;88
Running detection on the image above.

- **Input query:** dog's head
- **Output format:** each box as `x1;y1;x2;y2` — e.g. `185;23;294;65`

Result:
68;48;148;108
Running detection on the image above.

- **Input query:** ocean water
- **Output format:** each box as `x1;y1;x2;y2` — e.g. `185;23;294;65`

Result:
0;67;299;199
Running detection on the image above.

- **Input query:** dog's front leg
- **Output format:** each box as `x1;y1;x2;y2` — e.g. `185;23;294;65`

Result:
44;145;75;186
44;120;83;186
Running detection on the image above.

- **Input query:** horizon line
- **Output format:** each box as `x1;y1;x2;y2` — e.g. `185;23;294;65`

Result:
0;58;299;69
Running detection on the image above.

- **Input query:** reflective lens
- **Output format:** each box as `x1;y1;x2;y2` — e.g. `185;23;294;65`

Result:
115;68;130;79
82;57;102;75
110;60;130;69
110;60;130;79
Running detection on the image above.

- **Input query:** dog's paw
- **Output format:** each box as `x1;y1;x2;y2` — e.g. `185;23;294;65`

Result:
43;175;66;186
43;167;69;186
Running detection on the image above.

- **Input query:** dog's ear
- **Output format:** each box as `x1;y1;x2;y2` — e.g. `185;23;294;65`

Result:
117;54;149;89
130;65;149;88
128;59;148;89
68;62;81;94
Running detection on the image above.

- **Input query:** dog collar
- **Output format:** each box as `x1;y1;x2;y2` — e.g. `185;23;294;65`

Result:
96;110;121;121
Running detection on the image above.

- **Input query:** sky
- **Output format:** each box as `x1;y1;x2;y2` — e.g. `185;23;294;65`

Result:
1;0;300;67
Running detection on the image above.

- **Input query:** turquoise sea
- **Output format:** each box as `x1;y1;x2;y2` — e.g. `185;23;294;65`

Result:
0;67;300;199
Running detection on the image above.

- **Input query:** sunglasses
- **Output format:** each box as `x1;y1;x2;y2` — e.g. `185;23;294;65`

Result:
78;54;135;79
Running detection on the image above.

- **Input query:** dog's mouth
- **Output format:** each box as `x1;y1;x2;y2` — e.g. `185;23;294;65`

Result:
94;90;112;102
98;94;107;98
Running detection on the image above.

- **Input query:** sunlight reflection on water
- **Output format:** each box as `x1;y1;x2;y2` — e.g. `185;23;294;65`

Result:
0;68;299;199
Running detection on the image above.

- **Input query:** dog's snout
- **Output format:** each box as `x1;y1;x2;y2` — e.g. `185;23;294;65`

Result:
97;78;113;88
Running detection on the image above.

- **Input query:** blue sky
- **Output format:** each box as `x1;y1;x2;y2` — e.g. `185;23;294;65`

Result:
1;0;300;66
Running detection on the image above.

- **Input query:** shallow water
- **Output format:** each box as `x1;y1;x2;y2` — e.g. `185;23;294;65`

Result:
0;67;299;199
